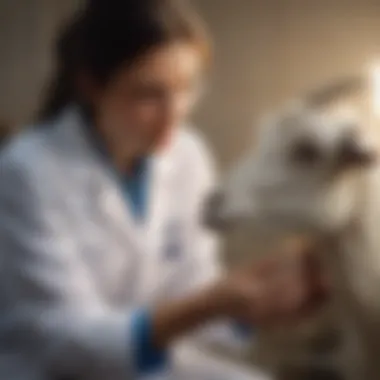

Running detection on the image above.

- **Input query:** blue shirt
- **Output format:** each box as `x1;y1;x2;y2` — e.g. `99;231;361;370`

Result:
82;118;150;222
121;157;150;221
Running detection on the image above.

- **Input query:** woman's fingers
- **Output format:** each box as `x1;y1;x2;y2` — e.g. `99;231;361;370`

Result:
251;246;329;326
222;239;331;327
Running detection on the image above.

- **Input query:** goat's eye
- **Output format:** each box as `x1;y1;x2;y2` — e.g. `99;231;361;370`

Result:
291;140;320;165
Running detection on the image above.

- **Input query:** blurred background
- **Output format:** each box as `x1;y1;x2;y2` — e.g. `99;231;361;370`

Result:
1;1;380;379
1;0;380;166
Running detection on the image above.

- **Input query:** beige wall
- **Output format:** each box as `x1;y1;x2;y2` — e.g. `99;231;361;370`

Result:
1;1;378;373
0;0;80;129
192;0;380;168
1;0;380;168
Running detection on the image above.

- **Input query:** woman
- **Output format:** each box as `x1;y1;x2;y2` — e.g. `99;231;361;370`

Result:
0;1;327;379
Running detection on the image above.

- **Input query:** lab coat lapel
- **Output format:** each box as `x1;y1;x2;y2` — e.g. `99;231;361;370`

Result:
136;135;178;304
55;107;179;304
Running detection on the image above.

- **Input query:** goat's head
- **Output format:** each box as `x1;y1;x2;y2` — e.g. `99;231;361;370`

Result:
205;103;377;239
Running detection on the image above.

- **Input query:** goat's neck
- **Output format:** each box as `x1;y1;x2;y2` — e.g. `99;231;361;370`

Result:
324;168;380;319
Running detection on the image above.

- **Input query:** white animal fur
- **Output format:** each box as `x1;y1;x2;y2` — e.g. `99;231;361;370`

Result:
210;102;380;379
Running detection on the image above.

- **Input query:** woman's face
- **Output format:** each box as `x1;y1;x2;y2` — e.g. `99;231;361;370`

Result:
90;42;204;159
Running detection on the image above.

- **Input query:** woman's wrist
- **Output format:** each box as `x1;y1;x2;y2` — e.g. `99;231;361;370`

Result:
151;283;225;349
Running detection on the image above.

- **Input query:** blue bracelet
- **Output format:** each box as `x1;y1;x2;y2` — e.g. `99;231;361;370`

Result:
130;308;169;375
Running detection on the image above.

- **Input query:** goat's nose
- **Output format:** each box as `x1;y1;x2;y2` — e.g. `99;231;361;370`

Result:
338;140;377;168
202;190;227;231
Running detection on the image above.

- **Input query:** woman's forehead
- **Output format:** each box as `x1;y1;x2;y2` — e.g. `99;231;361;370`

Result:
115;43;203;86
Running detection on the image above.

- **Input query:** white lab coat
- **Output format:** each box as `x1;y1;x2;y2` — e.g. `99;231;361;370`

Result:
0;107;272;380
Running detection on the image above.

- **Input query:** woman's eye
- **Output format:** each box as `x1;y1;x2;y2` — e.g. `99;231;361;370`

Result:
291;141;321;165
132;85;165;101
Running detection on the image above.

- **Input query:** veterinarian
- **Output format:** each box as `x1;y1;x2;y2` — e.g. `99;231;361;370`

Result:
0;1;328;379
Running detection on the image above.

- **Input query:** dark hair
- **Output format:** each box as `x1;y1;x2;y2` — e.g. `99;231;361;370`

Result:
0;120;13;147
38;0;210;121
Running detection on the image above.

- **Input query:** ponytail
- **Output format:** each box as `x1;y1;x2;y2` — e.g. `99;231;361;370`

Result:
37;16;82;122
38;70;72;121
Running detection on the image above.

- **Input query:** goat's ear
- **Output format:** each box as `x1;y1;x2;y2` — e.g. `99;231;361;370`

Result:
255;100;309;141
280;100;312;129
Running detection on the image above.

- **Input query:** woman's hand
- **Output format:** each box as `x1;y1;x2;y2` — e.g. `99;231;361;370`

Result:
210;240;329;327
152;240;329;348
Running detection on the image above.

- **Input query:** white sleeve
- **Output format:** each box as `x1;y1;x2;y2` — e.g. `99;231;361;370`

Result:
172;343;273;380
173;133;254;353
0;158;168;380
164;133;271;380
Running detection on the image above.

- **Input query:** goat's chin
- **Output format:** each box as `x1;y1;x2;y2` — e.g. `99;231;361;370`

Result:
222;213;321;240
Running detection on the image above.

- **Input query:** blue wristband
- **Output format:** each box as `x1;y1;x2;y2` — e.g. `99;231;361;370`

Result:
130;308;169;375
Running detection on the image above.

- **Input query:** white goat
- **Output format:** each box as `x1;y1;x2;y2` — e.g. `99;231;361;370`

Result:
205;103;380;380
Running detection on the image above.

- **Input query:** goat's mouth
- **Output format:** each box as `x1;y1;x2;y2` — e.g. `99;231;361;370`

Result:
204;202;340;241
202;190;228;231
203;211;230;232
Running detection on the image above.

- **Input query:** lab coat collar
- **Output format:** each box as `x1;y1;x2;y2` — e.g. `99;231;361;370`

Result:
53;106;186;303
54;105;176;176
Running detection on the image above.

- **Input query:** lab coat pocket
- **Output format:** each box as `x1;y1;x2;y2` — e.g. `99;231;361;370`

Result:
160;219;187;265
156;219;192;298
